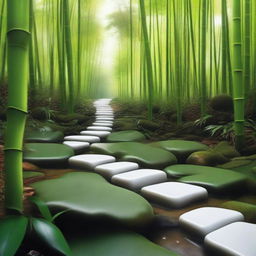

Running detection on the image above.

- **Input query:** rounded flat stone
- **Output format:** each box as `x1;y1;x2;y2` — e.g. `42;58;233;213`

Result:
80;131;111;138
179;207;244;239
106;130;146;142
69;154;116;170
24;143;74;167
93;122;113;127
205;222;256;256
64;135;100;143
112;169;167;191
87;126;112;131
25;130;64;143
95;162;139;179
91;142;177;169
63;141;90;152
178;170;247;193
164;164;224;178
96;111;113;114
31;172;154;227
23;171;44;179
70;230;179;256
141;182;208;208
151;140;208;162
96;117;114;121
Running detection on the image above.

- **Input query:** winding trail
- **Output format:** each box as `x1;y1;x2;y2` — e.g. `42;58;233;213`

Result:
60;99;256;256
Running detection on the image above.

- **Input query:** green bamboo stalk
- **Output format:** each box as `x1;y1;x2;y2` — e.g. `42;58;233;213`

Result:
243;0;251;99
139;0;154;120
232;0;245;150
63;0;74;113
200;0;207;117
5;0;30;213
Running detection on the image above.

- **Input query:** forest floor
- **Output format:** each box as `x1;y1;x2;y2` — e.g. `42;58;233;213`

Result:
0;97;256;256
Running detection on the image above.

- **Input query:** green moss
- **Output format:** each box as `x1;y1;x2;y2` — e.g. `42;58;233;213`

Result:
221;201;256;223
186;151;228;166
106;130;146;142
32;172;154;228
151;140;208;162
91;142;177;168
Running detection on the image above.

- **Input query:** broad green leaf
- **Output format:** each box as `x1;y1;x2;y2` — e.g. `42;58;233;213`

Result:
29;196;52;222
0;215;28;256
32;218;72;256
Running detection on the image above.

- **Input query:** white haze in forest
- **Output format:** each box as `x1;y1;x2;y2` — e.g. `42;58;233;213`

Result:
97;0;129;96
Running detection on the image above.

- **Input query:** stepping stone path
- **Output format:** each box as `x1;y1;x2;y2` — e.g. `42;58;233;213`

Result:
95;162;139;179
112;169;167;191
141;182;208;208
204;222;256;256
31;98;256;256
80;130;111;138
179;207;244;238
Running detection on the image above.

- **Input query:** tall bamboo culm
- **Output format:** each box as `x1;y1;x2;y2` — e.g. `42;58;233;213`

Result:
4;0;30;213
232;0;245;150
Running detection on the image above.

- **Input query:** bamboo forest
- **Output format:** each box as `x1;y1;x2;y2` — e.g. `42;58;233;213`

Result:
0;0;256;255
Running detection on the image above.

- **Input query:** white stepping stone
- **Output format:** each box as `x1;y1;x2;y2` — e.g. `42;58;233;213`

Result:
64;135;100;143
93;122;113;127
141;182;208;208
111;169;167;191
179;207;244;238
205;222;256;256
87;126;112;131
69;154;116;171
80;131;111;138
63;141;90;151
96;111;113;114
95;162;139;179
96;114;114;117
96;117;114;121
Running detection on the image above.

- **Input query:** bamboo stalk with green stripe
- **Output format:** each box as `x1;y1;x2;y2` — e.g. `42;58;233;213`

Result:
5;0;30;213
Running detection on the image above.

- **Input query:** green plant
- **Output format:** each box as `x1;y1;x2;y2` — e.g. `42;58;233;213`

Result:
0;196;71;256
204;122;235;142
194;114;213;127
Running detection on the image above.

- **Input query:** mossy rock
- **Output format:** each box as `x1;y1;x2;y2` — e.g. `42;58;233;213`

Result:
70;230;179;256
137;119;161;131
23;171;44;179
24;130;64;143
221;201;256;223
211;141;240;159
30;107;49;121
218;159;252;169
179;170;247;193
90;142;177;169
151;140;208;162
164;164;226;178
113;120;137;131
209;94;233;112
53;113;89;125
23;143;74;167
186;150;228;166
106;130;146;142
31;172;154;228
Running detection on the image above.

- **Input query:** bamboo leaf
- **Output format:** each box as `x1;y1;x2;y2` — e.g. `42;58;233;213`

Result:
29;196;52;222
32;218;72;256
0;215;28;256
